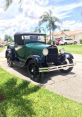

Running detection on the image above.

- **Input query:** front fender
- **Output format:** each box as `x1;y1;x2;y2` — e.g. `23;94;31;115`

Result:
31;55;42;63
59;53;74;62
63;53;74;59
25;55;42;66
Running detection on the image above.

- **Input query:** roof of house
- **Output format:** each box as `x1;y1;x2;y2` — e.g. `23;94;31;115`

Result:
53;29;82;37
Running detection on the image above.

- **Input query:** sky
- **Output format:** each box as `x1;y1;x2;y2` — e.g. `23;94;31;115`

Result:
0;0;82;38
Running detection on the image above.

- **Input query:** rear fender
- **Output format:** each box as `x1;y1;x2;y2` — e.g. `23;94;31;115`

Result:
5;49;12;58
5;48;16;60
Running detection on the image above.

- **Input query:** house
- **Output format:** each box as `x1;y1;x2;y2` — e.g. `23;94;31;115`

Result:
52;29;82;43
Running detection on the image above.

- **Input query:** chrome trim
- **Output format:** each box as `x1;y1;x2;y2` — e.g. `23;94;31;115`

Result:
39;63;74;72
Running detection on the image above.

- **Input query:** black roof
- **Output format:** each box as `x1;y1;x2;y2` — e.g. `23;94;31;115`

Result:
14;33;46;36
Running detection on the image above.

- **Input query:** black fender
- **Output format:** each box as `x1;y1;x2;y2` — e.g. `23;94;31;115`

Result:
59;53;74;62
5;49;12;58
5;48;16;60
25;55;42;66
63;53;74;59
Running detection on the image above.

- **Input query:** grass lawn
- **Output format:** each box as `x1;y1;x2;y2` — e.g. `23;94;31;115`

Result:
58;44;82;54
0;68;82;117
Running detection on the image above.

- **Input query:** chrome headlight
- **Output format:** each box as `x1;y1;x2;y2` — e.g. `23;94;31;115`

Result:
42;48;48;56
59;48;65;54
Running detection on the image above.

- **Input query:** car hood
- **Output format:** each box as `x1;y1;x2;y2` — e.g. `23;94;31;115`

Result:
25;42;50;50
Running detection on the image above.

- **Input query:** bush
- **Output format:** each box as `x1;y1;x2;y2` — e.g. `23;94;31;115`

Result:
4;35;13;42
80;39;82;44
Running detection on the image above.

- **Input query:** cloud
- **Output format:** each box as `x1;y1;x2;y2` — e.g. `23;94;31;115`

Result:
35;0;49;6
0;8;4;14
0;0;6;8
60;1;82;11
62;20;82;30
0;0;82;37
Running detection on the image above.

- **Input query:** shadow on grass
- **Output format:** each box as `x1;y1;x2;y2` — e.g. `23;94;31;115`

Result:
0;78;40;117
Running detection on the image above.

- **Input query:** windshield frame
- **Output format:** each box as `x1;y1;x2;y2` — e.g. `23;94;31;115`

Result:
21;34;46;44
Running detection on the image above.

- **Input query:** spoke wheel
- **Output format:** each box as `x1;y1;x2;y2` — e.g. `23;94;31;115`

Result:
7;57;13;67
27;60;41;82
60;58;73;73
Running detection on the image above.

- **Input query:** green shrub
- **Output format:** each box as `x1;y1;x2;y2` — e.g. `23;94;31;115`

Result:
80;39;82;44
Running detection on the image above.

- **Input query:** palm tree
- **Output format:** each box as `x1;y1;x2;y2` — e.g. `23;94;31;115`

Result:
39;10;60;43
34;25;46;33
34;26;42;33
5;0;12;10
5;0;22;10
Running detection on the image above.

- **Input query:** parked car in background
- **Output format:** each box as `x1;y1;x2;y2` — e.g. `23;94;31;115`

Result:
55;38;77;45
55;38;61;45
5;33;74;82
62;38;77;45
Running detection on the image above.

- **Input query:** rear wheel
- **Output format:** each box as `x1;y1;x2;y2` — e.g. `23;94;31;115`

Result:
7;57;13;67
64;42;67;45
74;41;77;44
60;58;73;73
27;60;42;82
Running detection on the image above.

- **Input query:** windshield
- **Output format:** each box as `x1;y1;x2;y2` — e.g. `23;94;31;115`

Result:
21;35;46;44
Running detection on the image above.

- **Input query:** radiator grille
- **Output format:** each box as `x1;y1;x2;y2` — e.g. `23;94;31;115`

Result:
47;46;58;63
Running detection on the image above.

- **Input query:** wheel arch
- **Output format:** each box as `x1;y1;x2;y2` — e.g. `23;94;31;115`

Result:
25;55;41;66
59;53;74;63
64;53;74;59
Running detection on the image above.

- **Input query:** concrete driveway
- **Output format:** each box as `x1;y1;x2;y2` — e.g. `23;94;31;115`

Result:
0;50;82;103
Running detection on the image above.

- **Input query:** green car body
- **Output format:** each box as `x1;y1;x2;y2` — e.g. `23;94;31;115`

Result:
16;42;50;61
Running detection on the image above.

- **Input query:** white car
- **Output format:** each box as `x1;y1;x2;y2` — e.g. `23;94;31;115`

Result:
59;38;77;45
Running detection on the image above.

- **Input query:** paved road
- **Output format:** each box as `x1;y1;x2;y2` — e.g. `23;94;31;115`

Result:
0;50;82;103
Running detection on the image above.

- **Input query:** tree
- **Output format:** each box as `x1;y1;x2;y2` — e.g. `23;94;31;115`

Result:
5;0;12;9
39;10;60;44
5;0;22;10
4;34;13;42
34;25;46;33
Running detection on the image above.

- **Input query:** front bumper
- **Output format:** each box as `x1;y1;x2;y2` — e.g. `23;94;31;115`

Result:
39;63;74;72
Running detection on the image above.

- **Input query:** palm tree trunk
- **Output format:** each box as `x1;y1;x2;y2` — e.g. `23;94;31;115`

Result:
50;29;52;44
50;29;53;45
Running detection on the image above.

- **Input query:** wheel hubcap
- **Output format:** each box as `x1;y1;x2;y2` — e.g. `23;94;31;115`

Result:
29;64;38;76
62;59;70;70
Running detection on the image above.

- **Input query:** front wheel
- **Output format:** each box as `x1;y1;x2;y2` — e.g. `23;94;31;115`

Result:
27;59;42;82
60;58;73;73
